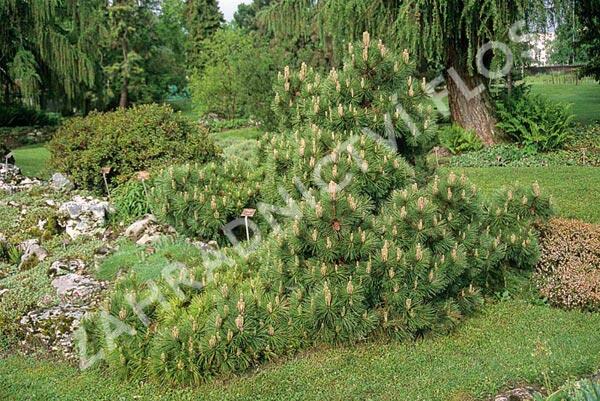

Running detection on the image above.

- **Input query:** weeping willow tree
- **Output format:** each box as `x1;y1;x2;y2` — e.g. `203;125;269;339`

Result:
396;0;552;144
259;0;403;66
259;0;558;144
0;0;104;109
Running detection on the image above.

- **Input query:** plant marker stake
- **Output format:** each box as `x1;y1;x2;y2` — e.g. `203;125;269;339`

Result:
245;216;250;241
4;152;13;178
101;167;112;199
241;208;256;242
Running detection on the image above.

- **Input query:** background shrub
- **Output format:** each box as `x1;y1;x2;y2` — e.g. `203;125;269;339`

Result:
438;124;483;154
496;85;575;153
201;118;254;133
534;219;600;311
48;104;220;191
0;104;60;127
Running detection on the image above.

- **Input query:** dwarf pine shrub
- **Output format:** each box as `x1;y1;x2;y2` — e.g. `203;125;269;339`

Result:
148;159;263;245
79;34;553;385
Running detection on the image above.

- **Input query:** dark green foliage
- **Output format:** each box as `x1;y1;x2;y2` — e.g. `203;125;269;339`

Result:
48;104;220;191
438;124;483;154
0;104;60;127
233;0;272;31
149;160;263;244
576;0;600;82
496;86;575;153
184;0;224;71
0;0;103;108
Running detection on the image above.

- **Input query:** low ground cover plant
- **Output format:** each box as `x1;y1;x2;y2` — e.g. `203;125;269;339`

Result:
535;219;600;312
438;124;483;154
448;144;600;168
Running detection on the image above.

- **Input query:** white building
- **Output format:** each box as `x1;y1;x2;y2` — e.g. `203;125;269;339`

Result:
529;32;556;66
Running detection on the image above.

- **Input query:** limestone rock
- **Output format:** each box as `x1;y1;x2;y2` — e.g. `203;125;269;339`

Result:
124;214;176;245
49;173;73;192
51;273;107;306
124;214;157;240
58;196;112;240
0;164;42;193
20;273;108;359
493;387;537;401
47;259;85;277
17;239;48;269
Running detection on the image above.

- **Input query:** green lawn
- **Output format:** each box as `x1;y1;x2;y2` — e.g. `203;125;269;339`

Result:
528;80;600;124
450;167;600;224
2;301;600;401
11;144;51;178
214;127;263;141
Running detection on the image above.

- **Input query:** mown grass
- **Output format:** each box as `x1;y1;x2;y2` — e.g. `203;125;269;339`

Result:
214;127;263;142
527;79;600;124
11;144;51;178
448;166;600;224
2;301;600;401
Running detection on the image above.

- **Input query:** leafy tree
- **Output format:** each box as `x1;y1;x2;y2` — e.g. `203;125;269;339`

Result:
184;0;224;71
549;13;590;65
104;0;188;108
576;0;600;80
233;0;273;31
190;28;278;124
156;0;188;94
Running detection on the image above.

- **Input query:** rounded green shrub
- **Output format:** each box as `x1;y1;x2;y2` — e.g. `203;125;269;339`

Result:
48;104;220;191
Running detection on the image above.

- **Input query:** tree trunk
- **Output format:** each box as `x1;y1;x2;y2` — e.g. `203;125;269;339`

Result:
445;42;500;146
119;35;129;109
119;76;128;109
445;67;499;146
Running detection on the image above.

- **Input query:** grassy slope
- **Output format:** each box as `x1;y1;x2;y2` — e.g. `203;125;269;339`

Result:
11;144;51;178
449;167;600;224
528;80;600;124
2;302;600;401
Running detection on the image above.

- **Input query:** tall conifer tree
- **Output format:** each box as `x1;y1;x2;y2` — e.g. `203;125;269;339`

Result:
184;0;224;70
